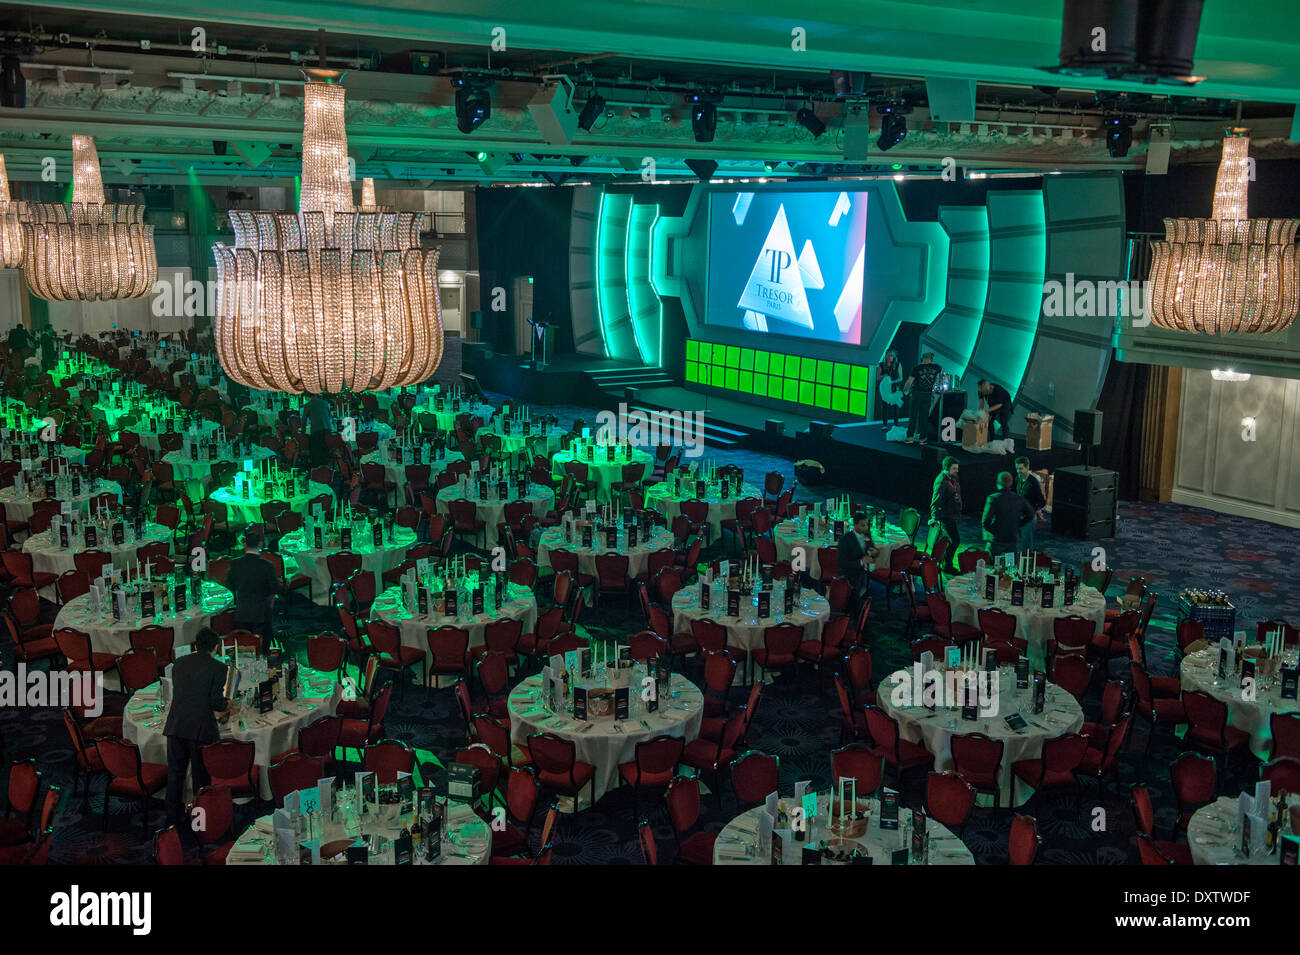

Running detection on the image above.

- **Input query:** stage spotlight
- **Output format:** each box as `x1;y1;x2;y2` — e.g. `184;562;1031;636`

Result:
876;109;907;151
1;56;25;109
1105;116;1134;157
540;171;569;186
577;90;605;131
685;159;718;181
795;106;826;138
454;81;491;134
763;159;779;172
688;96;717;143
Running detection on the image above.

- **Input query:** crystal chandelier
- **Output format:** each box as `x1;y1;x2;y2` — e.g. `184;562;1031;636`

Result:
21;136;157;300
1148;131;1300;334
213;71;443;393
0;155;22;268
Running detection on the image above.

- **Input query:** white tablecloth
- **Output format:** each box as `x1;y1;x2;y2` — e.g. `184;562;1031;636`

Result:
1180;645;1300;761
372;583;539;655
211;480;333;527
136;420;220;454
435;483;554;533
0;480;122;523
714;795;973;865
552;449;655;504
671;583;830;654
23;522;171;578
643;481;760;540
412;401;496;433
944;573;1106;671
507;671;703;809
774;520;911;578
52;580;233;657
163;446;274;499
479;424;564;457
279;526;417;606
123;667;342;800
360;449;464;503
1186;795;1282;866
878;667;1084;806
225;801;491;865
537;526;676;580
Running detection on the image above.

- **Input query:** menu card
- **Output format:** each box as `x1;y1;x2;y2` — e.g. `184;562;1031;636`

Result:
1064;572;1077;606
784;586;795;616
471;588;484;616
1032;672;1046;714
757;592;770;619
1281;667;1298;700
257;679;275;713
961;683;978;721
727;590;740;617
985;574;996;602
614;686;630;720
1015;656;1029;689
1010;579;1025;607
879;788;900;830
573;686;588;721
140;591;155;619
1040;582;1055;608
910;809;928;863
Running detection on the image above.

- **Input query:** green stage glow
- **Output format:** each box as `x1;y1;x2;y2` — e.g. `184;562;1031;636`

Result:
627;202;662;366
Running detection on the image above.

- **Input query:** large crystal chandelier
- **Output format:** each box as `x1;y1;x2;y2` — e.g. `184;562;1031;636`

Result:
213;71;443;393
1148;131;1299;334
20;136;157;300
0;155;22;269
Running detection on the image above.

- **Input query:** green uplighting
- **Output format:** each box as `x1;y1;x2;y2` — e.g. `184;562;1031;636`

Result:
891;163;903;170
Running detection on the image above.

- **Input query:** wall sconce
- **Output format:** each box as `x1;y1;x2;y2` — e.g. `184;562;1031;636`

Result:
1212;369;1251;382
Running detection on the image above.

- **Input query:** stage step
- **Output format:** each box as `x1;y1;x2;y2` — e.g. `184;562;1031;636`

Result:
586;367;677;390
623;403;752;451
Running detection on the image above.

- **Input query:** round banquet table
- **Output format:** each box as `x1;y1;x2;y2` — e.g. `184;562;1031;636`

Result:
551;448;655;504
877;666;1084;807
507;671;703;810
412;400;496;432
135;419;220;454
774;520;911;579
371;582;539;657
163;445;275;501
672;583;829;685
943;572;1107;671
23;522;171;578
479;423;565;457
279;525;417;606
643;481;761;541
52;580;233;657
360;449;465;504
210;480;334;528
0;479;122;523
1180;644;1300;761
124;666;341;801
537;525;676;580
713;794;974;865
434;482;554;533
225;800;491;865
1186;796;1286;865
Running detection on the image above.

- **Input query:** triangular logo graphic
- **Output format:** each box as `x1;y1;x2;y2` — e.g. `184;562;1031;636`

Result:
797;239;824;290
732;192;754;227
833;241;866;335
736;205;813;329
829;191;852;227
741;310;769;332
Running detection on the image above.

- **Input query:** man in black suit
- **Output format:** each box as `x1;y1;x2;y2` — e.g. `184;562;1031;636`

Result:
981;472;1035;557
224;527;284;652
164;627;236;828
837;511;879;613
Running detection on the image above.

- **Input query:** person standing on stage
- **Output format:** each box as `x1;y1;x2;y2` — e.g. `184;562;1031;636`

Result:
837;511;879;611
163;627;237;830
877;349;904;431
930;456;962;573
903;352;942;445
981;472;1035;557
978;379;1014;440
1014;456;1047;552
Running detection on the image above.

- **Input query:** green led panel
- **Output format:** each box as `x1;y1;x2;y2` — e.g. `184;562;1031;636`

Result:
686;340;873;416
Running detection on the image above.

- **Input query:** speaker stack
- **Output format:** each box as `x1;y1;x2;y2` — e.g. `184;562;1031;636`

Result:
1051;408;1116;539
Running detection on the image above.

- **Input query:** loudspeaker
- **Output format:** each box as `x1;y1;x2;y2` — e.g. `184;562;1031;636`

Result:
1052;465;1118;539
765;419;785;436
527;79;578;145
808;420;836;440
1073;409;1103;447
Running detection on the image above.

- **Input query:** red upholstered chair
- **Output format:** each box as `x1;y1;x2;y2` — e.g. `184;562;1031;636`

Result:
1053;614;1094;657
750;622;802;683
618;735;684;822
925;593;981;643
269;753;325;806
796;613;849;684
1051;653;1094;700
1130;784;1192;864
830;744;884;793
3;552;57;591
950;732;1005;810
825;576;853;615
925;771;976;830
699;649;739;720
1272;712;1300;760
638;821;659;865
1170;751;1217;833
367;618;426;693
364;739;416;784
53;628;119;678
474;618;522;667
201;738;259;799
679;707;747;798
1129;661;1187;756
448;499;486;547
154;825;188;865
1076;713;1132;798
1181;689;1250;766
864;706;934;785
129;625;176;675
1008;814;1041;865
528;732;597;811
61;710;108;811
593;553;631;608
1010;733;1088;801
296;715;342;771
665;775;716;865
518;607;569;663
977;606;1017;644
729;751;780;809
911;635;947;662
117;648;160;694
868;544;915;609
628;630;668;663
0;761;41;847
306;634;346;679
815;546;840;582
957;549;991;574
845;647;876;707
2;605;58;669
692;618;747;675
54;570;90;606
189;785;236;865
97;737;169;837
475;652;512;719
338;683;393;761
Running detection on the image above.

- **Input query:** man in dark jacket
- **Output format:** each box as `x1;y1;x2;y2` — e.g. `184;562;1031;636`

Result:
837;511;879;611
164;627;236;827
930;457;962;573
1015;456;1047;552
224;527;284;652
982;472;1035;557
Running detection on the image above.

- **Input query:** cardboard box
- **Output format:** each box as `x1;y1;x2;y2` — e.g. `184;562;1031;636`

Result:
1025;414;1054;451
961;416;988;449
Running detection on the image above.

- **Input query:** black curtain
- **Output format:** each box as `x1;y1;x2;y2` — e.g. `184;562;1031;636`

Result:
1095;359;1147;500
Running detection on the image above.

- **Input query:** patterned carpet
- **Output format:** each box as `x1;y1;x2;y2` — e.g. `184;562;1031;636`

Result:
2;389;1295;865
